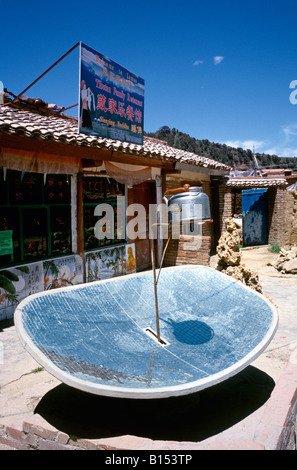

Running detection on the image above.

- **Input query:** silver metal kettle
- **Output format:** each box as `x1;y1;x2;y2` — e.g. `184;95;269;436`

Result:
163;184;211;223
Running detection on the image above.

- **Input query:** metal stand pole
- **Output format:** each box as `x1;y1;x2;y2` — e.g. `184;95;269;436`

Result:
4;42;80;106
150;223;171;344
150;238;161;342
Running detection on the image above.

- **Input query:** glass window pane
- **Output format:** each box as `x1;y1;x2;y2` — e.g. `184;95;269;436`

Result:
8;170;24;204
0;169;8;205
45;175;71;204
83;176;126;250
51;206;71;256
114;201;126;243
83;177;105;203
23;208;47;260
0;208;20;265
9;171;43;205
105;179;125;201
84;206;99;250
84;205;113;248
98;206;113;247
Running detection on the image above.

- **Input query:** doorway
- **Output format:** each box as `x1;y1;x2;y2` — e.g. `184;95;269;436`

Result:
242;188;268;246
127;181;157;271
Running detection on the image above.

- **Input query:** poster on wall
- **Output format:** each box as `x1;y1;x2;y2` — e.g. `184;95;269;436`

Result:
43;255;84;290
126;244;136;274
78;42;144;145
0;230;13;256
0;263;44;319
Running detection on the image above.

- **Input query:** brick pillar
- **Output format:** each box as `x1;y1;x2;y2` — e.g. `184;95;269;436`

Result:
218;185;232;235
268;186;287;246
201;181;214;249
163;220;213;267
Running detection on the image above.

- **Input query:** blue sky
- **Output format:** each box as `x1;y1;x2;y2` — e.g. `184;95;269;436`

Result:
1;0;297;158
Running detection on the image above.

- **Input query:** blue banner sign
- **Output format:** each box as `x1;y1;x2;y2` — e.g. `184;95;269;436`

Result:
79;42;144;145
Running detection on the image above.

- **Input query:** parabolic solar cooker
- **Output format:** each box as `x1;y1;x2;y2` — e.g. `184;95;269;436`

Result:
14;265;278;399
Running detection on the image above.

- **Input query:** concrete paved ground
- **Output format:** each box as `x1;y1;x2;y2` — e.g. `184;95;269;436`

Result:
0;246;296;449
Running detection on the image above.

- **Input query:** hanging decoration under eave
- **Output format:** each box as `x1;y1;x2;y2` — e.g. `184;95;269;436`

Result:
0;147;81;174
83;161;160;186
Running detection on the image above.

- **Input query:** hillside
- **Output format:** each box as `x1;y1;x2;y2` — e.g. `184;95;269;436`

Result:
145;126;297;170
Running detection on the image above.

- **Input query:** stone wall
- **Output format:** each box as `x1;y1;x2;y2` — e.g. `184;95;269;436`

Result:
218;186;232;234
217;185;288;248
284;189;297;247
163;221;213;267
267;187;287;246
163;235;212;267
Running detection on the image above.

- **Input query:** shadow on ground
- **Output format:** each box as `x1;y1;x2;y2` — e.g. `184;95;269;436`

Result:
0;318;14;332
35;365;274;442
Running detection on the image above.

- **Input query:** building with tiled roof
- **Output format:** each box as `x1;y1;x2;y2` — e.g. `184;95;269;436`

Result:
0;97;232;320
226;176;288;188
0;101;230;173
0;96;292;320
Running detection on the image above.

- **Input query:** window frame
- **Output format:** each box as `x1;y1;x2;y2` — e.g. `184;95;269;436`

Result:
82;175;127;251
0;170;72;268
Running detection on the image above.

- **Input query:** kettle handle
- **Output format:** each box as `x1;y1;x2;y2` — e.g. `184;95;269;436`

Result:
165;184;190;196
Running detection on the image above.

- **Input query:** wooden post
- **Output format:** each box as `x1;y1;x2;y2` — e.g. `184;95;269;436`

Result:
77;171;85;282
71;174;78;254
